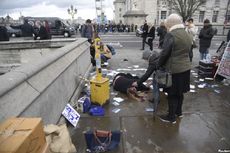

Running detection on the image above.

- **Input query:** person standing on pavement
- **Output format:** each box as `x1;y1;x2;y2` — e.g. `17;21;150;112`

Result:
43;20;51;39
140;20;149;50
34;21;49;40
199;19;215;60
185;18;198;62
20;19;35;40
81;19;94;43
0;22;9;41
157;14;192;124
157;22;167;49
147;24;156;51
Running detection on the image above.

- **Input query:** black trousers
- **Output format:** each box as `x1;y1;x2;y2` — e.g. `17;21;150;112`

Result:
167;93;184;120
142;36;147;49
189;46;193;62
147;38;154;51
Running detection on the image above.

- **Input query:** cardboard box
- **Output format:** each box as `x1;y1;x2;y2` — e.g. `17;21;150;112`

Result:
0;118;46;153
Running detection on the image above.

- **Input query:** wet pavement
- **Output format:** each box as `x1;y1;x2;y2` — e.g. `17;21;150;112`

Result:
69;34;230;153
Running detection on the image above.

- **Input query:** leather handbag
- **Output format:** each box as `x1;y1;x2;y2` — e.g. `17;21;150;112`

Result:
84;130;121;153
154;69;172;88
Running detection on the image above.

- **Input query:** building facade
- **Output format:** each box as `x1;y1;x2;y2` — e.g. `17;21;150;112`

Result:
114;0;230;34
114;0;126;24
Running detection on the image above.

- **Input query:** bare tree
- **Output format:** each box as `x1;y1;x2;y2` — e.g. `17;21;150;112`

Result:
168;0;206;22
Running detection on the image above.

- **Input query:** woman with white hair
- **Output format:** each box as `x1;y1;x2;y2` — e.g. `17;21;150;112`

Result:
157;14;192;124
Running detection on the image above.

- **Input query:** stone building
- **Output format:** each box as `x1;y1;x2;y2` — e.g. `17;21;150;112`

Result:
114;0;230;34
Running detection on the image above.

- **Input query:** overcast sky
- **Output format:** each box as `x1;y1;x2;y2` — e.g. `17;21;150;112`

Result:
0;0;114;20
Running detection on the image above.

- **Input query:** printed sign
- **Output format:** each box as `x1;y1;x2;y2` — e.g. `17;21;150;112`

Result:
62;103;80;127
216;41;230;79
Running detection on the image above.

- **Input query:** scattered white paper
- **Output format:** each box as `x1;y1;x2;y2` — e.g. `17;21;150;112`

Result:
148;78;153;81
198;83;206;88
111;92;118;96
133;65;139;68
159;88;163;92
113;97;124;103
150;85;153;89
194;80;200;83
145;108;154;112
192;73;198;76
214;89;221;94
194;75;198;78
133;68;147;71
112;108;121;113
211;84;219;88
191;70;195;73
190;84;195;89
103;62;109;66
117;68;131;71
164;92;168;96
112;102;120;106
199;79;205;82
62;104;80;127
205;77;214;81
190;90;196;93
143;82;147;85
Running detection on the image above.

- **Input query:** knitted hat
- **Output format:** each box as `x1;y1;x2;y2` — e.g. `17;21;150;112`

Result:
165;14;182;29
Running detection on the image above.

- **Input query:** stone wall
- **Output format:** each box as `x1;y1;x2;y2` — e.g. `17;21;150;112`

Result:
0;38;91;124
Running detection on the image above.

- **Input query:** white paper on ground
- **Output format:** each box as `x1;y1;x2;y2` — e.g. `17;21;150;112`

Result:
198;84;206;88
159;88;163;92
164;92;168;96
214;89;221;94
112;108;121;113
211;84;219;88
111;92;118;96
133;65;139;68
113;97;124;103
112;102;120;106
62;104;80;127
190;85;195;89
143;82;147;85
191;70;195;73
145;108;154;112
205;77;214;81
190;89;196;93
199;79;205;82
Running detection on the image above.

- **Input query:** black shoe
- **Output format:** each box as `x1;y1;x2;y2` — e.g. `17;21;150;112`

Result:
159;115;176;124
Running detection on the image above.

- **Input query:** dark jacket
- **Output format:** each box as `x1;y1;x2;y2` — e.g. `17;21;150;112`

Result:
20;22;35;37
157;26;167;47
148;26;155;39
199;24;215;52
158;26;192;74
142;23;149;37
81;24;93;40
227;30;230;42
137;52;159;86
0;26;9;41
36;26;49;40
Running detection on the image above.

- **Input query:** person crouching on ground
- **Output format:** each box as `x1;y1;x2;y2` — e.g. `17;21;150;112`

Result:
157;14;192;124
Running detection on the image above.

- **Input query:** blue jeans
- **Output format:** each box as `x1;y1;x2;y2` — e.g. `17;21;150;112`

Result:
200;49;209;60
152;78;160;112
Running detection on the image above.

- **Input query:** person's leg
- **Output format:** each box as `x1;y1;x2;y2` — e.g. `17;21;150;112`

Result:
141;36;146;50
175;94;184;117
189;47;193;62
152;79;160;111
148;38;153;51
200;52;204;60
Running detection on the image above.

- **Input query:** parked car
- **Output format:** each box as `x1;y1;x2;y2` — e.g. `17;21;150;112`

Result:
136;26;143;37
24;17;76;37
6;26;22;37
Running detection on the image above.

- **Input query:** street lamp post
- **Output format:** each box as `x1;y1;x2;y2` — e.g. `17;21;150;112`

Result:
67;5;77;20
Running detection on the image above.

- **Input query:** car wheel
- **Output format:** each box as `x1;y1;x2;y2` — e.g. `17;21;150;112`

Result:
11;33;16;37
64;32;69;37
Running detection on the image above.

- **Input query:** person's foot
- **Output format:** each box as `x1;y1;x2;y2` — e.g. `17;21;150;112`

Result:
159;115;176;124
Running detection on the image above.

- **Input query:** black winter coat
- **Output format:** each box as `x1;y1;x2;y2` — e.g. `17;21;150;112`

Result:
199;24;215;52
37;26;49;40
148;26;155;39
0;26;9;41
20;23;35;37
142;23;149;37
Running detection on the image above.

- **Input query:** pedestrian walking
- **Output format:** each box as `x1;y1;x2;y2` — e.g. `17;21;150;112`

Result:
20;19;35;40
157;14;192;124
81;19;94;43
147;24;155;51
185;18;198;62
140;20;148;50
227;29;230;42
157;22;167;49
199;19;215;60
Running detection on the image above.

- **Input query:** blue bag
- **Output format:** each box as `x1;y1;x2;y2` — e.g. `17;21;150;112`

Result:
83;97;91;113
89;106;105;116
107;45;116;55
84;130;121;153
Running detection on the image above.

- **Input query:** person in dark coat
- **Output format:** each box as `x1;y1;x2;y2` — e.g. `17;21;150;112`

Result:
20;19;35;39
199;19;215;60
147;25;155;51
34;21;49;40
227;29;230;42
0;23;9;41
81;19;94;43
43;20;51;39
140;20;149;50
157;14;192;123
157;22;167;49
